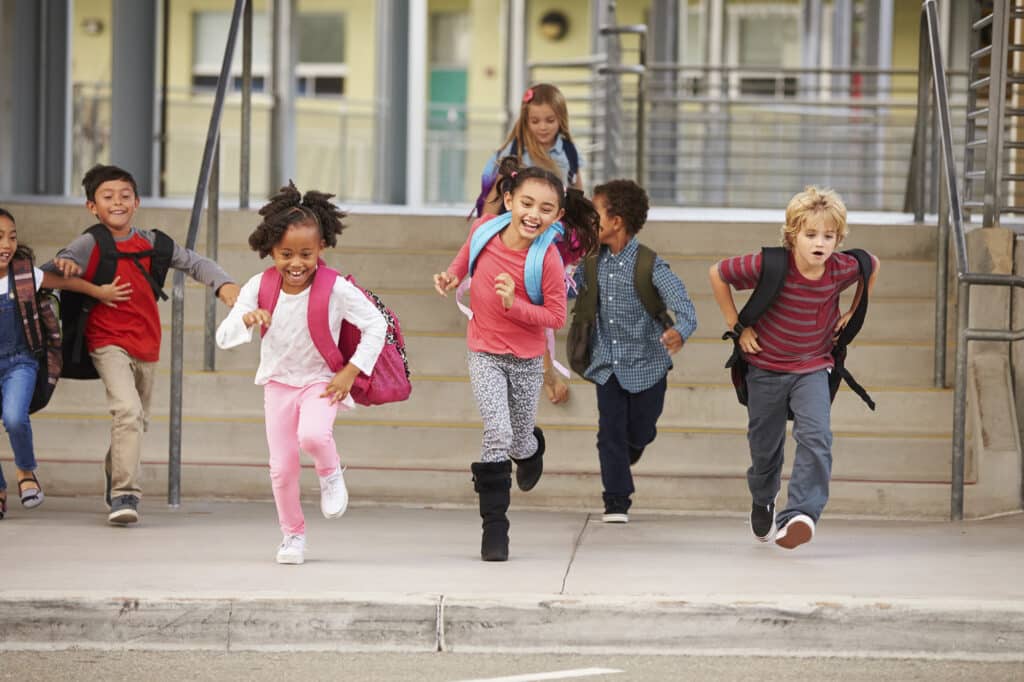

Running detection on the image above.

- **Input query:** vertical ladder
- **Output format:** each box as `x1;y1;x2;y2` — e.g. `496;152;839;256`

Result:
963;0;1024;226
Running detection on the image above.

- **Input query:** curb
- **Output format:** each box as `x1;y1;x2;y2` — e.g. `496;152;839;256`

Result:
3;594;1023;659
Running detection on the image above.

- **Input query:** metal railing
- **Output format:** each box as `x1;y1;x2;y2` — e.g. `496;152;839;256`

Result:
915;0;1024;520
168;0;251;506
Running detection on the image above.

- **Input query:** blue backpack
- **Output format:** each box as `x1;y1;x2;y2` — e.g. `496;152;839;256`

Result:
473;138;580;218
467;212;564;305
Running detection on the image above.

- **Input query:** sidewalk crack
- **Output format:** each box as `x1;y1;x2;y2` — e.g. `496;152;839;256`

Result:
560;512;591;594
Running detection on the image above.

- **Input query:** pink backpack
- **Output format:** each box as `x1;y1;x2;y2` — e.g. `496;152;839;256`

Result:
257;262;412;406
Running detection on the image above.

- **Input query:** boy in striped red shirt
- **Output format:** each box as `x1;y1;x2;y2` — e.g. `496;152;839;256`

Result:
708;187;879;549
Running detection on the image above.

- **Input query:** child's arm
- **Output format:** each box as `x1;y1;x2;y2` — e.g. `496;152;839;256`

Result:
709;262;761;354
835;254;881;334
40;233;97;276
500;249;567;329
320;277;388;404
653;260;697;356
40;271;131;307
158;235;239;305
215;275;261;349
434;232;473;296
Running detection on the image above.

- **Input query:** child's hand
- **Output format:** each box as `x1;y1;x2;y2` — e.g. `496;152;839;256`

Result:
96;276;132;307
495;273;515;309
217;282;241;306
543;369;570;404
433;271;459;296
321;368;356;405
739;327;762;355
243;309;272;329
660;328;684;355
834;311;854;340
53;258;80;277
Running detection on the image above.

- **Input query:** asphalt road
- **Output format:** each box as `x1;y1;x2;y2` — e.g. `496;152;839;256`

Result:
3;651;1021;682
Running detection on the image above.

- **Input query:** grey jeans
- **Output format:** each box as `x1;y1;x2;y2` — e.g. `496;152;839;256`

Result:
745;365;833;526
467;351;543;463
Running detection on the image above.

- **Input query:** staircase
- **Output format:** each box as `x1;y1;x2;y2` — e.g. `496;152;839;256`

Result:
2;202;954;517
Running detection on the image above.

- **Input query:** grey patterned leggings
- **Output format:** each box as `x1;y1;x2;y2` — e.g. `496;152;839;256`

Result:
468;351;544;463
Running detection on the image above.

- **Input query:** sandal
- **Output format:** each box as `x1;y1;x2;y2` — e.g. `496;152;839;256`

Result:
17;471;44;509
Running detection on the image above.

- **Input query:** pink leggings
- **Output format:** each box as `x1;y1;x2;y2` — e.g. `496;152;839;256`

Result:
264;381;341;535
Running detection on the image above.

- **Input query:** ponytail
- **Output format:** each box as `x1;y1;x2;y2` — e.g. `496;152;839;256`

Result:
249;181;347;257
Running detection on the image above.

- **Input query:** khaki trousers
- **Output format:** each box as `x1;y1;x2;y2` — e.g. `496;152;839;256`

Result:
91;345;156;500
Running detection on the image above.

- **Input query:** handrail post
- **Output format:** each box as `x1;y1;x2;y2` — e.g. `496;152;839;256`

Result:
635;29;647;186
204;139;220;372
935;149;949;388
169;0;247;506
983;0;1009;227
912;7;931;222
240;0;252;209
951;279;970;521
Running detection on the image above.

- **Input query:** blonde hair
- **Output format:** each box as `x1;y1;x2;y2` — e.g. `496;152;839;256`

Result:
498;83;573;176
781;186;848;249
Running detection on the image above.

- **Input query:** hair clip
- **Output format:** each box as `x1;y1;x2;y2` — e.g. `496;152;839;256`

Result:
510;170;518;178
522;88;535;104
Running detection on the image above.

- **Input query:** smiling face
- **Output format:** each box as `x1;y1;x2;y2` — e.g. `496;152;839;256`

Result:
271;221;324;294
791;215;839;277
0;215;17;276
502;177;564;250
86;179;140;234
526;102;559;148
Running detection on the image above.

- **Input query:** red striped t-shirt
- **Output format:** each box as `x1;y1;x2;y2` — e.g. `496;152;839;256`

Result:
717;250;863;374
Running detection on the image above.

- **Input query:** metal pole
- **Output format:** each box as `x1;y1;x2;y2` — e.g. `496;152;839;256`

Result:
240;0;252;208
635;29;646;186
935;149;949;387
168;269;184;507
983;0;1009;227
951;279;970;521
912;2;931;222
204;138;220;372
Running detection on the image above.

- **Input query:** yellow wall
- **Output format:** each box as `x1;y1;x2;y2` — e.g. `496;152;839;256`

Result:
72;0;112;85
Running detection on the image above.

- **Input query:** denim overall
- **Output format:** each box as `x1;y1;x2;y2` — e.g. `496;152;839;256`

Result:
0;286;39;491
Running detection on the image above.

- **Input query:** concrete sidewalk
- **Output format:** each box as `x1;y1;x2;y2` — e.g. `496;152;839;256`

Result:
1;497;1022;659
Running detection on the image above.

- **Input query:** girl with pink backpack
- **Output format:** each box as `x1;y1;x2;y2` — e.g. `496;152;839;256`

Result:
216;183;392;565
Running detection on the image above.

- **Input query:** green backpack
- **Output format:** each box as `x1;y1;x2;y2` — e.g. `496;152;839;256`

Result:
565;244;673;381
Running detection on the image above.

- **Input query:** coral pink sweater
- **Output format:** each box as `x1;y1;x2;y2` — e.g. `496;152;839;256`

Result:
448;216;567;359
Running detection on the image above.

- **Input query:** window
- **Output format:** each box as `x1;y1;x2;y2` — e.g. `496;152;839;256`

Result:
191;11;346;97
726;6;800;98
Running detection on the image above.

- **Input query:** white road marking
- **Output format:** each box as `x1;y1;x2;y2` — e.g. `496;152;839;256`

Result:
452;669;624;682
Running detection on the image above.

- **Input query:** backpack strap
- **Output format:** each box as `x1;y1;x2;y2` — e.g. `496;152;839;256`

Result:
257;261;345;373
722;246;788;369
831;248;876;410
468;213;564;305
9;258;42;353
563;139;580;185
572;253;600;324
88;224;174;300
633;244;673;330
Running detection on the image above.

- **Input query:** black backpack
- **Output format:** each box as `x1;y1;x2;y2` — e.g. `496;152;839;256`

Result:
566;244;673;381
473;138;580;218
60;225;174;379
0;257;62;416
722;246;875;412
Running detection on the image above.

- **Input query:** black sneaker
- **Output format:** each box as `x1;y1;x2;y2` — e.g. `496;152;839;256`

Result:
750;499;776;542
602;497;630;523
108;495;140;525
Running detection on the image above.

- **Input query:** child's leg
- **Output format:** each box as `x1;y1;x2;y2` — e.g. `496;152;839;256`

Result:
745;366;792;507
626;376;668;452
507;356;544;460
0;357;40;476
295;383;341;476
263;381;305;535
90;346;155;500
780;369;833;526
468;351;514;463
595;375;635;510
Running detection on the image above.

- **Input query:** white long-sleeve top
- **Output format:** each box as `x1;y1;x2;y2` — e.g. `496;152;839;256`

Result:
216;271;388;400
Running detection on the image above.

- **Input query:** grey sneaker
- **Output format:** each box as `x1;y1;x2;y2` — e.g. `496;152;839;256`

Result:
108;495;139;525
276;534;306;564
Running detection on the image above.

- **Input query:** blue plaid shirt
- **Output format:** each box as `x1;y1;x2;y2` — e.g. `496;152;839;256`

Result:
572;237;698;392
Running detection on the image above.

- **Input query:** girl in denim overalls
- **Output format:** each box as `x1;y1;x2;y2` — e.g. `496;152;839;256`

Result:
0;208;129;519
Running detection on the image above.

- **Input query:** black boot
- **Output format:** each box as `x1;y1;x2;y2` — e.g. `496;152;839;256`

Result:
471;460;512;562
513;427;545;492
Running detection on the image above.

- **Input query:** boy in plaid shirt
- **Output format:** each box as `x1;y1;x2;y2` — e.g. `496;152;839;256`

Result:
573;180;697;522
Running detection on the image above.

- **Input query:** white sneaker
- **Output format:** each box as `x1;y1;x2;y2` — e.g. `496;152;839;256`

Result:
319;466;348;519
276;534;306;564
775;514;815;550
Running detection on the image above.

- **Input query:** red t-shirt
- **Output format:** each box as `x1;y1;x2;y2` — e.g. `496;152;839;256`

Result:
717;250;863;374
83;232;163;362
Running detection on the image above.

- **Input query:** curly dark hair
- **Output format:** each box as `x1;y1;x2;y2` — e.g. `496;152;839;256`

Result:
492;156;599;259
593;179;649;236
248;181;347;258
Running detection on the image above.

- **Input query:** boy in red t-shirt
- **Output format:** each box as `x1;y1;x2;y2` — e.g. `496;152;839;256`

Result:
709;186;879;550
46;164;241;525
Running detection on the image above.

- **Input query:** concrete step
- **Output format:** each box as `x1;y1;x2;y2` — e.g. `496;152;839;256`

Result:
6;414;954;517
156;285;936;342
10;202;937;260
47;371;950;435
166;328;939;388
